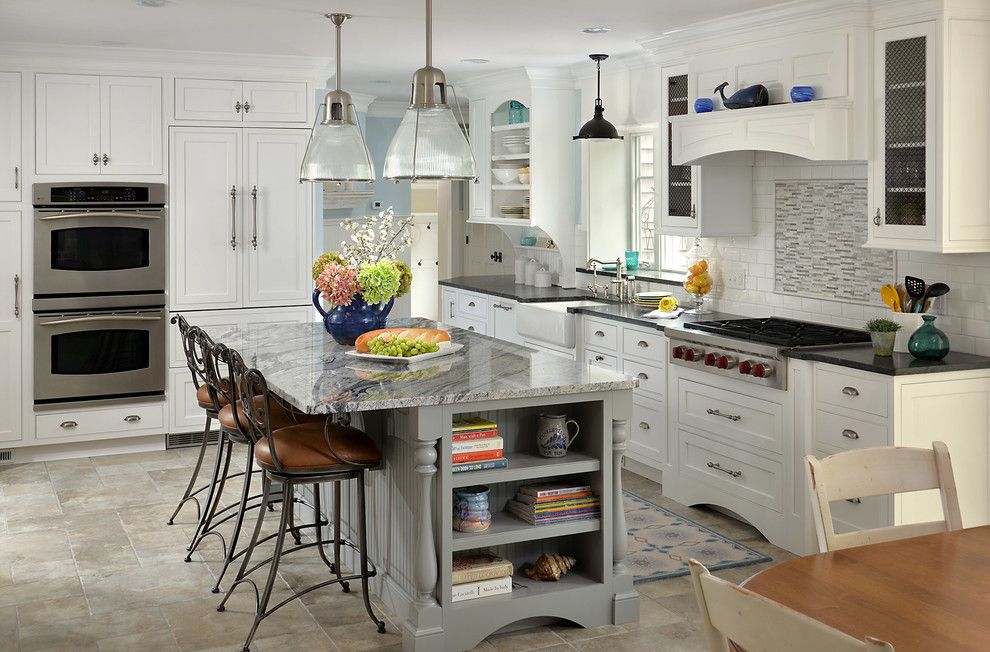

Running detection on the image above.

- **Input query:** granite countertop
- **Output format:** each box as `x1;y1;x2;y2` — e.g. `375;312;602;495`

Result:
439;276;593;303
566;302;744;333
201;319;636;414
784;344;990;375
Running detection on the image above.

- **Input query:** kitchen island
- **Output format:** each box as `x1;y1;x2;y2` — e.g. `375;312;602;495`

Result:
202;319;639;651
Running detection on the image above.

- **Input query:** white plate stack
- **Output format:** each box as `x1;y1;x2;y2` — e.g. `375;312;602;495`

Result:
502;133;530;155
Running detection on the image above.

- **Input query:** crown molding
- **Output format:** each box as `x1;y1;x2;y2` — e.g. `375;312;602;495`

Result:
569;50;656;83
0;41;329;81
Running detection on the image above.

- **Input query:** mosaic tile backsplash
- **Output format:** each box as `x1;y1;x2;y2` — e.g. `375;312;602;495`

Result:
774;181;894;303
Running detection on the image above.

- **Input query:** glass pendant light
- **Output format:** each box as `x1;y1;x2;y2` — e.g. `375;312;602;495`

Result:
383;0;476;181
574;54;623;140
300;13;374;183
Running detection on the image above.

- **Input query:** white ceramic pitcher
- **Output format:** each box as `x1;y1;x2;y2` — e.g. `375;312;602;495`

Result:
536;413;580;458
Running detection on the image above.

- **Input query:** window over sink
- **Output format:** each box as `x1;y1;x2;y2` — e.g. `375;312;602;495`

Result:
629;132;688;273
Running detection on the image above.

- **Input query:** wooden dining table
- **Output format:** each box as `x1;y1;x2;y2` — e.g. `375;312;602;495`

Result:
742;525;990;650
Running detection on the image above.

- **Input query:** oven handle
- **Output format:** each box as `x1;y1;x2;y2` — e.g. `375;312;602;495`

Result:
39;315;162;326
38;212;161;221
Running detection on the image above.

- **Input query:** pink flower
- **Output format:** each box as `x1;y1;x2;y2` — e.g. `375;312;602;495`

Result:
315;262;360;307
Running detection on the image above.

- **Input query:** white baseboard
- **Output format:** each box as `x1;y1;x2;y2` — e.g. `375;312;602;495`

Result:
1;434;166;463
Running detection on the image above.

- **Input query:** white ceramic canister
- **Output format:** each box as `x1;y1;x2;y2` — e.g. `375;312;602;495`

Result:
534;267;552;288
888;312;926;353
515;257;527;283
524;258;539;285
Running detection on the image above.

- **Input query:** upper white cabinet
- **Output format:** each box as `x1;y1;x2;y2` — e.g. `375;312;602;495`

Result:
169;127;312;311
174;78;309;124
0;210;21;442
35;74;162;175
0;73;21;202
866;18;990;252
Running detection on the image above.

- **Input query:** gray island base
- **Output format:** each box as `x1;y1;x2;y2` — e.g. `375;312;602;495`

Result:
202;319;640;651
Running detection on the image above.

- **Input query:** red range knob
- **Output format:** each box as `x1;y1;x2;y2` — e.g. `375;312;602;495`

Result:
672;345;685;359
752;363;774;378
739;360;754;375
703;353;719;367
717;355;737;370
683;348;704;362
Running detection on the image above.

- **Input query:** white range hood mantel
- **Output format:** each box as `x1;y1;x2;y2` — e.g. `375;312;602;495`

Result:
669;99;863;165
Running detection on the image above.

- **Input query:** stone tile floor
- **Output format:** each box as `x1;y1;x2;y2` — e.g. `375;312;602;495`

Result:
0;447;794;651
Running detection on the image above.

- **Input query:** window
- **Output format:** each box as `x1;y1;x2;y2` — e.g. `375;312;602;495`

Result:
630;132;689;273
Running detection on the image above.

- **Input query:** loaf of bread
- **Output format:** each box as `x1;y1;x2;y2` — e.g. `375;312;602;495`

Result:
355;327;451;353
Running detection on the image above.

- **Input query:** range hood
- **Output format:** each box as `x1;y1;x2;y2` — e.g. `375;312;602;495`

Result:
669;99;859;165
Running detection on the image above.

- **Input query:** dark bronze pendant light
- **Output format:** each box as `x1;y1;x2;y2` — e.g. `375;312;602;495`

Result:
574;54;623;140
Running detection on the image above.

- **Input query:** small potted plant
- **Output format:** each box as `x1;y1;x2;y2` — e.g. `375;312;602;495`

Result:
866;318;901;357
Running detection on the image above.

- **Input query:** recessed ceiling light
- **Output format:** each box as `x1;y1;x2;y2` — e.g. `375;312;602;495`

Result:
581;26;611;34
461;58;490;64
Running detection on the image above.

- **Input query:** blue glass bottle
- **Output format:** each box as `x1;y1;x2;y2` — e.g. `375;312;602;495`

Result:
908;315;950;361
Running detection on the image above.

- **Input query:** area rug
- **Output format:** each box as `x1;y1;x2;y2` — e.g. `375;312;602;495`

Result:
624;490;771;583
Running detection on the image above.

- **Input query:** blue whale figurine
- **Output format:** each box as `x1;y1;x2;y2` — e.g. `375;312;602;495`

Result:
715;82;769;109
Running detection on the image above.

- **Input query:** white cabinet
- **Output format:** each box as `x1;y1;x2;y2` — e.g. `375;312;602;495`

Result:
169;127;312;311
866;18;990;252
0;211;21;442
0;73;21;202
174;78;309;124
440;286;524;342
36;402;165;443
490;298;523;345
35;74;162;175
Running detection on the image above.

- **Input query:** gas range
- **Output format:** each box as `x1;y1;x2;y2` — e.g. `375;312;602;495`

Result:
665;317;870;390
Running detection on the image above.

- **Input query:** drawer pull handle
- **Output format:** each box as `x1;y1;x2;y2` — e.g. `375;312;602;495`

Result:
637;340;649;348
124;415;142;423
707;408;741;422
594;330;605;337
467;326;475;332
841;386;860;397
707;461;742;478
467;301;476;307
594;355;605;362
841;429;860;440
60;421;78;429
637;372;649;380
639;421;650;430
846;497;862;504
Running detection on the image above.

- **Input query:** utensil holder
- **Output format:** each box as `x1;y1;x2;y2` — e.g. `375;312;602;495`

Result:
888;312;926;353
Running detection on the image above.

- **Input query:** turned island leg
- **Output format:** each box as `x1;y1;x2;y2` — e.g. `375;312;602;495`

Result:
403;436;444;651
611;416;639;624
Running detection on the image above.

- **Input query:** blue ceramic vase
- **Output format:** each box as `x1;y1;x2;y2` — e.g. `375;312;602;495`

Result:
908;315;950;361
790;86;815;102
312;289;394;346
694;98;714;113
453;486;491;533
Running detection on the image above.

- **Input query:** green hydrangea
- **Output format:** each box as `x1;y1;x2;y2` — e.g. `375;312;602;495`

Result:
394;259;413;298
312;251;347;281
358;260;401;305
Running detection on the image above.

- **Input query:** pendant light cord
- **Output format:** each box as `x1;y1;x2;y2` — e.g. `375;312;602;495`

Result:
595;58;603;108
335;19;342;90
425;0;433;69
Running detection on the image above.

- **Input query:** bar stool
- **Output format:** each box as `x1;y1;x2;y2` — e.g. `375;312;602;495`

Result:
217;364;386;651
166;316;228;527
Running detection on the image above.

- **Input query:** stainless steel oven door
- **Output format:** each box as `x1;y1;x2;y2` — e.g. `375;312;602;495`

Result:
33;209;166;296
34;308;166;404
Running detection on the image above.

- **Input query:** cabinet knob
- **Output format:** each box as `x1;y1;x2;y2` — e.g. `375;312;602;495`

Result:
243;101;251;113
235;100;242;113
92;153;99;166
874;208;881;226
102;153;109;166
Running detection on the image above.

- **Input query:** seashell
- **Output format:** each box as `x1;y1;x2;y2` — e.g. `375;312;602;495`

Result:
524;553;576;581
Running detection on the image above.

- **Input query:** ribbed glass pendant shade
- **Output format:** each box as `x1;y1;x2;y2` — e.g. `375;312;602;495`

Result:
300;115;374;182
383;107;476;180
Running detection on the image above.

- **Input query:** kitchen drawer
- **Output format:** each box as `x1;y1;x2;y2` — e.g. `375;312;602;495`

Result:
680;429;783;511
622;328;666;362
815;409;888;452
815;366;888;418
585;350;618;372
169;368;206;434
459;316;487;335
36;402;166;441
622;358;665;399
457;292;489;321
678;379;783;454
631;400;667;463
584;318;619;353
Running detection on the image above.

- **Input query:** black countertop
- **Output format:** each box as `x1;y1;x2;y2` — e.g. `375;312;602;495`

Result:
439;276;594;303
566;303;744;332
784;344;990;375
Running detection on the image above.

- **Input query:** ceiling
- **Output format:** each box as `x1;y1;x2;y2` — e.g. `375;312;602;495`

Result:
1;0;784;99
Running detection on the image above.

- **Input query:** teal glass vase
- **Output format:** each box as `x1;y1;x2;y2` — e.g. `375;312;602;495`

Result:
908;315;950;361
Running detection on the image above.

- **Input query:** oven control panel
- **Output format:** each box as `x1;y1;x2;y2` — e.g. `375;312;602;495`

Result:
669;341;783;389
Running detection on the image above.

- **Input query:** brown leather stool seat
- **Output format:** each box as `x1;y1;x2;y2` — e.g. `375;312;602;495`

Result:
197;382;230;410
218;396;323;434
255;422;381;473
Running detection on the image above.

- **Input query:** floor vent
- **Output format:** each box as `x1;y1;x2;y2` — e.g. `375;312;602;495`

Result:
166;430;219;449
0;450;11;463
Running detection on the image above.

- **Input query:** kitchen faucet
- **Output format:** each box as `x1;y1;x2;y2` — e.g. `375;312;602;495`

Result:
586;257;631;302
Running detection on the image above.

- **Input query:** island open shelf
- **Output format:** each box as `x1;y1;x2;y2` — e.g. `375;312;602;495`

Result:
451;509;601;551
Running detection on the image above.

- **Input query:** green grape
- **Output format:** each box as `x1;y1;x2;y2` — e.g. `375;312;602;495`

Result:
367;335;440;357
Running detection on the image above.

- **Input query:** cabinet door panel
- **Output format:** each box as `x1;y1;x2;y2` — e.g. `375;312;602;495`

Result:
36;74;101;174
100;76;162;175
169;128;242;309
241;82;308;123
490;299;522;345
0;211;21;441
0;73;21;202
244;129;311;306
174;79;243;121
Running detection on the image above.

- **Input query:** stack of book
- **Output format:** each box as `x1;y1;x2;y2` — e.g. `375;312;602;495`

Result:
506;482;600;526
452;417;507;473
450;551;514;602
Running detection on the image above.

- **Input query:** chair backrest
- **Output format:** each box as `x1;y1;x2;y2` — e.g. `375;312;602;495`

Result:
204;342;249;435
172;315;197;385
232;363;284;469
806;442;962;552
689;559;895;652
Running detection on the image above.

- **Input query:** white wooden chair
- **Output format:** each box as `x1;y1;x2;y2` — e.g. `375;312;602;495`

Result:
689;559;895;652
806;441;963;552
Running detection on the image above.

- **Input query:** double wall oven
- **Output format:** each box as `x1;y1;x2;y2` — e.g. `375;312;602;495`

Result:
33;183;167;406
